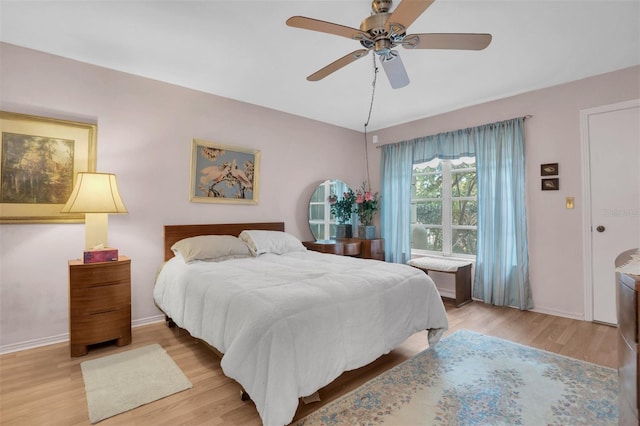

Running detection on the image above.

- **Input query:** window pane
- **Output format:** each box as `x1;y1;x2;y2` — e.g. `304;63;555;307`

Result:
451;171;477;197
413;201;442;225
452;200;477;226
411;225;443;251
310;185;325;202
453;229;477;255
310;223;324;238
309;204;325;220
414;173;442;198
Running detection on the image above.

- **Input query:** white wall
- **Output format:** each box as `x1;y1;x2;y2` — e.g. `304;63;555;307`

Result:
0;43;366;351
368;65;640;319
2;41;639;352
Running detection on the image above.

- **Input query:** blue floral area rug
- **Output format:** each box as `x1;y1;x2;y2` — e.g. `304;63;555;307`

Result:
297;330;618;425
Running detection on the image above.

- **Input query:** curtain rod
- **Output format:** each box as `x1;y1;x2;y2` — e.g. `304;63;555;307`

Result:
374;114;533;148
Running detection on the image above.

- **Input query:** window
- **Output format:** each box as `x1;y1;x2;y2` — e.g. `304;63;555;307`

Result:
411;157;477;257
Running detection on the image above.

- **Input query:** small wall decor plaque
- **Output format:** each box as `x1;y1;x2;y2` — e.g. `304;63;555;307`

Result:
541;178;560;191
540;163;559;176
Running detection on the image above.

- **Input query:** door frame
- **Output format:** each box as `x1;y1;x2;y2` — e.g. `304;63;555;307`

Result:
580;98;640;322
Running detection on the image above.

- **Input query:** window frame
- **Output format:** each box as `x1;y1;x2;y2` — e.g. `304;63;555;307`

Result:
411;158;477;259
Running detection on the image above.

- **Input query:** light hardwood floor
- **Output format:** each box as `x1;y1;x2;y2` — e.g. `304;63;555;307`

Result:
0;301;617;426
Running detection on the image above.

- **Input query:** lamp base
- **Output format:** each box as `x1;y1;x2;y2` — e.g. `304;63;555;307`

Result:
84;247;119;264
84;212;109;251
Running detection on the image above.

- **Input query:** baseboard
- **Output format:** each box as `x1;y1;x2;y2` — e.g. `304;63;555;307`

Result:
132;314;165;328
528;306;585;321
0;332;70;355
0;314;166;355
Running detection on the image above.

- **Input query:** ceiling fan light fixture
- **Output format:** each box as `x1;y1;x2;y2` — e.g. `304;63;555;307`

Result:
380;51;410;89
374;38;393;56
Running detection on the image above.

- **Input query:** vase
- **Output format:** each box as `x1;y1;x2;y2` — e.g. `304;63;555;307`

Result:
358;225;376;240
336;224;352;239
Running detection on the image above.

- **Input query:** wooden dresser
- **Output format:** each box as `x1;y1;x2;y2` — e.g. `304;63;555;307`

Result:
68;256;132;357
616;249;639;425
303;238;384;260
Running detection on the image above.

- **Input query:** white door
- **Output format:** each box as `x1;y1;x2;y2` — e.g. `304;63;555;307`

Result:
582;99;640;325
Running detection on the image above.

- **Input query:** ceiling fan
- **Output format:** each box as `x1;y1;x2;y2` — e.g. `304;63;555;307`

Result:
286;0;492;89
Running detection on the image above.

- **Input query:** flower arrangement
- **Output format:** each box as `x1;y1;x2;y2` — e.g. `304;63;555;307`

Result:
328;189;355;224
355;183;379;226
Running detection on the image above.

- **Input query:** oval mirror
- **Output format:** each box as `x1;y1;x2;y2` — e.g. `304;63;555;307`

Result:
308;179;353;241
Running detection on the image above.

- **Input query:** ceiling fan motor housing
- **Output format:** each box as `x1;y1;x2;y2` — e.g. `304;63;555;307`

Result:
359;12;406;57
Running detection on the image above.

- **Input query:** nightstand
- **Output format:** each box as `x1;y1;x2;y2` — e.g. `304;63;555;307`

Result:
302;238;385;260
68;256;131;357
303;240;361;256
353;238;384;261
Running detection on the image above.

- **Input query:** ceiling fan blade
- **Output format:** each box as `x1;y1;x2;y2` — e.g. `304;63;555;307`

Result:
385;0;435;32
380;51;410;89
307;49;370;81
403;33;492;50
287;16;370;42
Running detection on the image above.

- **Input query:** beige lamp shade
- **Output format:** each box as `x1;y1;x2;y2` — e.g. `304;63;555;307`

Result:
61;172;128;214
62;172;127;250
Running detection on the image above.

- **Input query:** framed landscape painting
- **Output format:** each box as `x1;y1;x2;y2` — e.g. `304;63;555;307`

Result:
190;139;260;204
0;111;97;224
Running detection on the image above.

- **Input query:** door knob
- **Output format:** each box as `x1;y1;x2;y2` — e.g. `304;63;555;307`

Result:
596;225;605;232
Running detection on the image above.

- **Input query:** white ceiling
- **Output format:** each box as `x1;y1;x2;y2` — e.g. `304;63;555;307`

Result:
1;0;639;131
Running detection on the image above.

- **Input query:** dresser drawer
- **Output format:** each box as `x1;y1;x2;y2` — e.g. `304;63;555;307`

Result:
70;283;130;315
618;279;638;345
69;261;130;288
70;308;131;344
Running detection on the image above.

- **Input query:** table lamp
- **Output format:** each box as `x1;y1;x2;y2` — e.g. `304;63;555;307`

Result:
61;172;128;256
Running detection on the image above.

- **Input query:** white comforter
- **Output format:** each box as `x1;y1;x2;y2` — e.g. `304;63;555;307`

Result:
153;250;448;426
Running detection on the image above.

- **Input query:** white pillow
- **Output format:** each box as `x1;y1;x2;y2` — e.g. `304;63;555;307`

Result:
238;230;307;255
171;235;252;263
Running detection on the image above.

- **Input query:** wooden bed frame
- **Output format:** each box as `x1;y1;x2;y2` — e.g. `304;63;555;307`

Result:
163;221;285;261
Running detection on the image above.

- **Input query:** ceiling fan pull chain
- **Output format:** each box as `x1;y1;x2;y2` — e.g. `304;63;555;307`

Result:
364;54;379;131
363;54;380;190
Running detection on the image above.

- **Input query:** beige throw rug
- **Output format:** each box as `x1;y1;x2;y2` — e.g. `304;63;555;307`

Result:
81;344;192;423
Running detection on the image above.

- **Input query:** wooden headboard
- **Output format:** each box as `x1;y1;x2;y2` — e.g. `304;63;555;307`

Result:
164;222;285;261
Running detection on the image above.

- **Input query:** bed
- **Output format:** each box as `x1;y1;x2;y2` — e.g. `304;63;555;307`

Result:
153;222;448;425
